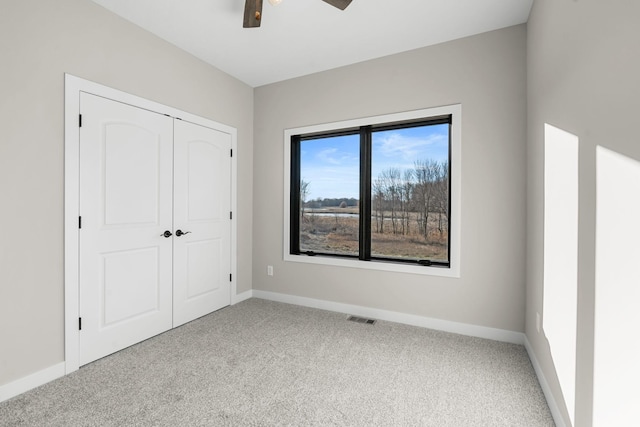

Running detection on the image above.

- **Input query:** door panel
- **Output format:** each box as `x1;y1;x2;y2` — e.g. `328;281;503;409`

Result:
173;120;231;327
103;124;160;226
79;93;174;365
186;239;222;298
187;141;222;221
102;247;160;326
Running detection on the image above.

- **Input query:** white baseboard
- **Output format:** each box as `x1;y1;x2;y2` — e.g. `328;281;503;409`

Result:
524;336;568;427
252;290;525;345
0;362;66;404
232;289;253;305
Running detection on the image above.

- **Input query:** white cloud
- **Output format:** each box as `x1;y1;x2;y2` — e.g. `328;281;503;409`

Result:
316;147;358;166
374;132;447;163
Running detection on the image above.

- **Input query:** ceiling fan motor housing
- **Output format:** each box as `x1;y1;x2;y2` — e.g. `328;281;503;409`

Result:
243;0;263;28
243;0;352;28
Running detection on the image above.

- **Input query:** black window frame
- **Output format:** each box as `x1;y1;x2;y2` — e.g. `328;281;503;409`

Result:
290;114;452;268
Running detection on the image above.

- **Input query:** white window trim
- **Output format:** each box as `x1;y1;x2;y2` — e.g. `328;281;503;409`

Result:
283;104;461;278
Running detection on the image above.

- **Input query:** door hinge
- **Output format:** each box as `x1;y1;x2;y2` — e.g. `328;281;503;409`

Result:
79;114;82;127
230;148;233;157
78;317;82;331
229;273;232;282
230;211;233;220
78;216;82;229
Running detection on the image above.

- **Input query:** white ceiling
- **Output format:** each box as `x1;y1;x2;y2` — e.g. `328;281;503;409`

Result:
90;0;533;87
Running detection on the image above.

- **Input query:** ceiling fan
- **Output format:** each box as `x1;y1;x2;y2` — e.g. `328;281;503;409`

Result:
243;0;353;28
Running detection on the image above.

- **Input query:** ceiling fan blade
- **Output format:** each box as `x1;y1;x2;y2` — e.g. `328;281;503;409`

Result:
321;0;352;10
243;0;263;28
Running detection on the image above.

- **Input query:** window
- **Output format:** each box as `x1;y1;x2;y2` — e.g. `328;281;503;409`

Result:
284;105;461;277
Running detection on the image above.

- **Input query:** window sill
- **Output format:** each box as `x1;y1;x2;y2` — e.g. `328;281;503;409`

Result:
284;253;460;278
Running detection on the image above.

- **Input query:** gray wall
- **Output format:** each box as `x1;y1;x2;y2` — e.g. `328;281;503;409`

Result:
12;3;633;422
253;25;527;332
0;0;253;386
526;1;640;425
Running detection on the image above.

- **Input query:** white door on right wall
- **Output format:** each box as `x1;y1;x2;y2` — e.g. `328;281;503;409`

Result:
172;120;231;327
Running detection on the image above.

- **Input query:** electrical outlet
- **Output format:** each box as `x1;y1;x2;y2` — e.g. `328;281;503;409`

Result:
536;312;541;333
267;265;273;276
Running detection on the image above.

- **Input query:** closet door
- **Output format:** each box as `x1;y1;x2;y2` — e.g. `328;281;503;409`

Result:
172;120;231;327
79;93;174;365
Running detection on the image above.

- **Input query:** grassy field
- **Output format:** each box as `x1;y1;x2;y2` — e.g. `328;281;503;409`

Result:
300;208;448;261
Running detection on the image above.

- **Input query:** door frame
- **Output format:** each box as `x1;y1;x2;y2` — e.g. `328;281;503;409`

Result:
64;74;238;374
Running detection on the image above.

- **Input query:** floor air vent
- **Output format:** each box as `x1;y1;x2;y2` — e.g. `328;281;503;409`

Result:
347;315;376;325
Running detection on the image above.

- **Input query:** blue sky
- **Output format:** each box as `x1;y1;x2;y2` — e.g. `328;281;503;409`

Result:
300;124;449;200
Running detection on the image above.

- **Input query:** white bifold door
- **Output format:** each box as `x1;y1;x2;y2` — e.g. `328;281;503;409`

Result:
79;93;230;365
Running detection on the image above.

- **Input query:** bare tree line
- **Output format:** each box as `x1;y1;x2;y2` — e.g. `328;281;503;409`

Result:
299;158;448;240
373;159;448;239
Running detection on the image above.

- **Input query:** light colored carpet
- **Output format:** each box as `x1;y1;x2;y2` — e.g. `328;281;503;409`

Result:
0;298;555;426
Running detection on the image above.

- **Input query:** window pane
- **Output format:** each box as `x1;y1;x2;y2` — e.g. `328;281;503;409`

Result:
371;124;450;262
299;134;360;256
